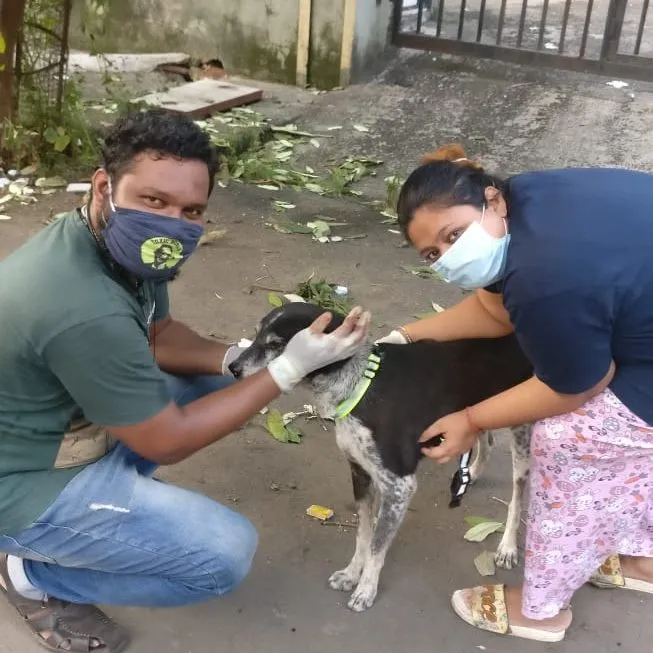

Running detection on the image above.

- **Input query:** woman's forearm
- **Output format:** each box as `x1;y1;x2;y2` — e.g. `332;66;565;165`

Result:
467;363;615;430
402;291;513;342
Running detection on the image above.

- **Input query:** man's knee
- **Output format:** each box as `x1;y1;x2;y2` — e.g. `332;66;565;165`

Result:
214;512;258;592
189;509;258;599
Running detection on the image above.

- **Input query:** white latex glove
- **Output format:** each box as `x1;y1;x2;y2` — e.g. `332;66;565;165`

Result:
221;345;249;376
375;329;409;345
268;306;371;392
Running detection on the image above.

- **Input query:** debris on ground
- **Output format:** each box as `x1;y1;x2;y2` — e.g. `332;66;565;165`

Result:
414;301;446;319
380;173;405;222
66;182;92;194
463;517;505;542
198;227;227;246
265;409;303;444
606;80;629;89
0;168;91;210
196;108;381;201
473;551;496;577
268;215;365;243
306;504;334;521
401;264;440;279
265;276;354;316
296;276;354;315
135;79;263;119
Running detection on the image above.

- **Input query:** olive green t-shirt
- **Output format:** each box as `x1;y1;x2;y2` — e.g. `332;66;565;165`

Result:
0;211;172;535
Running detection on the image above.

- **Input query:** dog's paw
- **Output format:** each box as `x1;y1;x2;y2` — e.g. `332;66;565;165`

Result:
328;569;359;592
494;545;519;570
347;584;377;612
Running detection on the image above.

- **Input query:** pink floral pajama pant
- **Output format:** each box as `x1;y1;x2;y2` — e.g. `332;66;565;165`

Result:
522;388;653;619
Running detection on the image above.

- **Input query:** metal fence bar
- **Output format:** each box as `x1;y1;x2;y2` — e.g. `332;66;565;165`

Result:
416;0;425;33
496;0;508;44
537;0;550;50
457;0;467;40
579;0;595;57
634;0;650;54
601;0;628;60
476;0;487;41
436;0;445;36
516;0;529;48
558;0;573;53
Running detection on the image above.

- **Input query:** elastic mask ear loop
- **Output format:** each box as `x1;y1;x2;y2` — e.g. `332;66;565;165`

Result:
480;203;508;238
100;178;115;230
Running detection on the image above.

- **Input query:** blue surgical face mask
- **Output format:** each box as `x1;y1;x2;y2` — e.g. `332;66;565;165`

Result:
430;205;510;290
101;181;204;281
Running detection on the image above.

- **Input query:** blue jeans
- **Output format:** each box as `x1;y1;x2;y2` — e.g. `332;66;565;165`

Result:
0;373;258;607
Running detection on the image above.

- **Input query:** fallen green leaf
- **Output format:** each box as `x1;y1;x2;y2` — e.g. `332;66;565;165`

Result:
474;551;496;577
266;409;292;443
35;176;67;189
268;292;283;308
465;516;496;527
307;219;331;238
271;221;313;235
464;521;504;542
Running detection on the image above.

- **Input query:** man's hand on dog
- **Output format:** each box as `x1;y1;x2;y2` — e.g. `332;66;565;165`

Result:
267;306;371;392
419;410;480;463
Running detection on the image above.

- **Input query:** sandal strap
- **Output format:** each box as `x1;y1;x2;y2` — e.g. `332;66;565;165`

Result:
470;584;509;634
0;557;129;653
589;554;625;588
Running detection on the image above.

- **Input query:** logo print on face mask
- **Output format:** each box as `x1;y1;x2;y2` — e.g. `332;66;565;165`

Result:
140;237;183;270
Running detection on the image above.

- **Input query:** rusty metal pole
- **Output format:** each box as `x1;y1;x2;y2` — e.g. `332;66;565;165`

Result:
0;0;26;131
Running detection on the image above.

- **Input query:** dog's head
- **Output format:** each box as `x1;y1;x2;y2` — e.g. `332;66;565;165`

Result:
229;302;346;379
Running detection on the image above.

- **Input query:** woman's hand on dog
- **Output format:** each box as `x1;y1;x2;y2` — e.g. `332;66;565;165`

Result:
419;410;481;463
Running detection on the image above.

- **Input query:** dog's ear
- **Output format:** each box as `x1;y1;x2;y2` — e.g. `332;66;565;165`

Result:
322;311;345;334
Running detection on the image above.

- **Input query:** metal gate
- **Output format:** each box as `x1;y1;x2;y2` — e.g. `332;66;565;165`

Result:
391;0;653;80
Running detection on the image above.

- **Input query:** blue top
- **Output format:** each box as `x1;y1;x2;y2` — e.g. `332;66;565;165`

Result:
496;167;653;426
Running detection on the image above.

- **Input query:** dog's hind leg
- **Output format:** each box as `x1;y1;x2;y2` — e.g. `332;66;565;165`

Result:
495;423;532;570
469;431;493;484
347;473;417;612
329;461;374;592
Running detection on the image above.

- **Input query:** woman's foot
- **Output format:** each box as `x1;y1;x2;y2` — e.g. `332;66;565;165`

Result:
451;583;572;642
591;554;653;592
618;555;653;583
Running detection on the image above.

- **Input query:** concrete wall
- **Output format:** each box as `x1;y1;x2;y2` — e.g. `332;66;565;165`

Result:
353;0;394;79
70;0;393;89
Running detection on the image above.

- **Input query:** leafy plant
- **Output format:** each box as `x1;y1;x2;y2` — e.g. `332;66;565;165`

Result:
296;277;353;316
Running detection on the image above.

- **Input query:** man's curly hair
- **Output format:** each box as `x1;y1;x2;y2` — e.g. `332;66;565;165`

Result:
101;108;220;194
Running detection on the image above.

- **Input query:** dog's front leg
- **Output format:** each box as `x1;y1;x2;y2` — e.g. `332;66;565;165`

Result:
329;461;374;592
347;473;417;612
495;423;532;569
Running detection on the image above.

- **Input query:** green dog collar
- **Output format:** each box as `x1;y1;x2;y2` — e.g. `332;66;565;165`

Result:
335;351;382;420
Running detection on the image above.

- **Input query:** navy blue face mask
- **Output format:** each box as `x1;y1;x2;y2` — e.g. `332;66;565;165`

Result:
101;183;204;281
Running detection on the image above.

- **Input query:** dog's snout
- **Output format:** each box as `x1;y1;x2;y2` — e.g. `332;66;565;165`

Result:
228;361;242;378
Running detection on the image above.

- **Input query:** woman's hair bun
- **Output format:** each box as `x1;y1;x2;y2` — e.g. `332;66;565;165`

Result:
420;143;483;170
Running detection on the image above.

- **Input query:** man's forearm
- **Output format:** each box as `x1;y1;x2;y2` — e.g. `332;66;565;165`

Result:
152;318;229;375
468;364;615;431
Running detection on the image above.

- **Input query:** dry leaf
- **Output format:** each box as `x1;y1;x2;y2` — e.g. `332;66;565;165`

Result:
474;551;496;577
198;228;227;246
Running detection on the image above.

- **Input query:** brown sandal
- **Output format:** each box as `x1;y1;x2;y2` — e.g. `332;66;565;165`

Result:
0;555;130;652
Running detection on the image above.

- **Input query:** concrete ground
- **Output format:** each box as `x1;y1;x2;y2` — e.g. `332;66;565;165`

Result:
2;49;653;653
